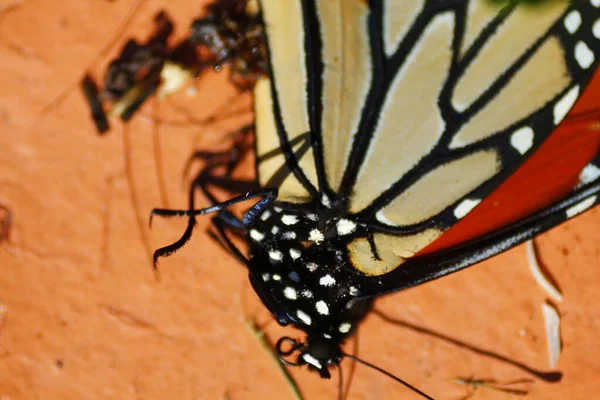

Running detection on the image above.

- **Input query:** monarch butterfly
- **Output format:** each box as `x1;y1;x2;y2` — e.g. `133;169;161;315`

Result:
151;0;600;397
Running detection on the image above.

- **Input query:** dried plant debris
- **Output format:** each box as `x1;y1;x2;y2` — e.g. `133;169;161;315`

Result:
82;0;267;133
526;240;563;303
190;0;267;90
526;241;563;368
245;319;304;400
81;75;109;133
81;11;184;133
542;302;562;369
452;377;532;399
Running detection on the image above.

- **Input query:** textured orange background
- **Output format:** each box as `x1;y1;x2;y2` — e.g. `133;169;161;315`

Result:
0;1;599;399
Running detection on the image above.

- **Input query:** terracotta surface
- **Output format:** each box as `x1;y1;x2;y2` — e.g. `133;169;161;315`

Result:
0;1;599;399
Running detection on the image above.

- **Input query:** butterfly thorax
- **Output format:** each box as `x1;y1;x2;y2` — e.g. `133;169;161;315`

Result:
247;201;372;376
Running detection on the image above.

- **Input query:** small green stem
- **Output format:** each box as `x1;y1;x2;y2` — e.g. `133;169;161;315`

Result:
245;319;304;400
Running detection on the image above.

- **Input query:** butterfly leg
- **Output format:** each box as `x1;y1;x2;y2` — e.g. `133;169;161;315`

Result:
184;124;260;226
209;216;250;266
183;124;254;179
151;124;278;265
151;180;275;265
151;164;256;264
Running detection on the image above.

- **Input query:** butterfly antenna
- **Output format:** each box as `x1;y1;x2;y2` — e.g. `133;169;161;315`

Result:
342;353;434;400
372;309;562;382
342;335;359;400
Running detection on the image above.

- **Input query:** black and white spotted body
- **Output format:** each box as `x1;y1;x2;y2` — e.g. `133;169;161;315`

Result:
247;198;372;377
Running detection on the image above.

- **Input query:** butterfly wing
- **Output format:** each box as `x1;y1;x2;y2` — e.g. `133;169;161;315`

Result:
254;0;600;291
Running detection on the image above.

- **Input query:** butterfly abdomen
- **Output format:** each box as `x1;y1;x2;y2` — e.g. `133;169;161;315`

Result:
247;200;370;338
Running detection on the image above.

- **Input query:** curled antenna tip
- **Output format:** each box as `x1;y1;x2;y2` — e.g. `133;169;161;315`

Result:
342;353;434;400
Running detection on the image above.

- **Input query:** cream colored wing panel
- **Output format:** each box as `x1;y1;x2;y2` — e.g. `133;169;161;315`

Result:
452;1;569;112
383;0;424;57
255;78;311;201
450;38;570;148
260;1;309;138
255;77;279;187
348;229;442;276
278;173;312;203
350;12;455;213
460;0;505;56
256;1;319;197
377;150;501;226
317;0;372;192
259;1;318;190
294;147;319;202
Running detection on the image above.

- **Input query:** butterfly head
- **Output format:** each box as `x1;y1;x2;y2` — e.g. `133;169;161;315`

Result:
275;334;342;378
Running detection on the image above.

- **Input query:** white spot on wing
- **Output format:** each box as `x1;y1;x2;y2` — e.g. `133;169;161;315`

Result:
339;322;352;333
553;85;579;125
250;229;265;242
593;0;600;7
349;287;359;296
319;274;336;287
306;262;318;272
454;198;481;219
284;287;298;300
302;289;313;298
289;248;301;260
308;229;325;244
271;225;280;235
282;214;299;225
564;10;582;33
510;126;534;155
262;273;270;282
297;309;312;325
315;300;329;315
575;41;594;69
321;195;331;208
336;219;357;235
269;250;283;261
594;19;600;39
579;164;600;186
566;195;597;218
